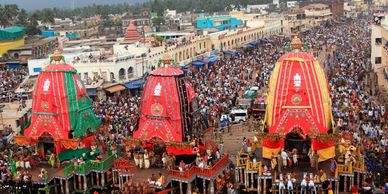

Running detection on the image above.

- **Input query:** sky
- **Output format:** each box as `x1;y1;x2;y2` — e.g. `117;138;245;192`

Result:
0;0;146;11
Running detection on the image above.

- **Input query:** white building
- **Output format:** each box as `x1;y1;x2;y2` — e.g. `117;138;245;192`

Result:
287;1;299;8
370;14;388;106
273;0;280;8
247;4;270;13
371;14;386;70
344;2;358;18
28;46;140;84
303;4;332;25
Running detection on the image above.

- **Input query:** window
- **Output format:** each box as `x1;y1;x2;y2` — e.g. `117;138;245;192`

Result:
33;67;42;73
375;57;381;64
375;38;382;45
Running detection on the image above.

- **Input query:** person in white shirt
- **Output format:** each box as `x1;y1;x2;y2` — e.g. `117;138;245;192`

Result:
281;149;288;168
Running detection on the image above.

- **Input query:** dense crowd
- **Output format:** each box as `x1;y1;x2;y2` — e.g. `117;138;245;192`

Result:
188;37;286;127
233;17;387;193
93;95;141;137
319;19;387;192
0;67;28;103
0;14;387;193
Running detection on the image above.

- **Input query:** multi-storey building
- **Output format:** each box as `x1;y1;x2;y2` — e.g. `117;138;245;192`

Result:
371;14;388;105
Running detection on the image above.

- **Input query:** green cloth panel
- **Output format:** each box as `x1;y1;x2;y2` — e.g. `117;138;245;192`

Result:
75;96;101;138
58;148;91;161
75;74;101;137
64;72;79;133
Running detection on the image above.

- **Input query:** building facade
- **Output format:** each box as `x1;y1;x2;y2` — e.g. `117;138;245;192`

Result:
303;4;333;25
196;15;242;31
371;14;388;106
299;0;344;19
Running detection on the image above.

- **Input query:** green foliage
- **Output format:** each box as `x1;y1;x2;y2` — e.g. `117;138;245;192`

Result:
15;9;28;26
0;4;19;27
33;8;55;24
98;18;123;34
152;17;165;26
151;33;163;42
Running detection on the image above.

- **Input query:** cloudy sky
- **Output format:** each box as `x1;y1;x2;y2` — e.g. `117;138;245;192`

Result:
0;0;146;11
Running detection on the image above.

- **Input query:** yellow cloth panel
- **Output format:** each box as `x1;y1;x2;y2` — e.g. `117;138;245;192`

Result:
280;57;305;62
317;146;335;162
313;61;333;129
262;146;281;159
0;38;25;55
264;61;282;126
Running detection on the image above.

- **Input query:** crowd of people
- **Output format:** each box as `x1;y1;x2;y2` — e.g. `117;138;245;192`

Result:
0;67;29;103
91;16;387;193
0;13;387;193
93;95;141;138
188;36;285;127
233;16;387;193
303;18;387;192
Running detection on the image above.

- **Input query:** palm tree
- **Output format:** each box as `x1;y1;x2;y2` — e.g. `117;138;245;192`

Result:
0;4;19;27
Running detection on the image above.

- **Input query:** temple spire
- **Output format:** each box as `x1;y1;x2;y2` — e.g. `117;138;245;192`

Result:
290;36;303;51
124;22;141;42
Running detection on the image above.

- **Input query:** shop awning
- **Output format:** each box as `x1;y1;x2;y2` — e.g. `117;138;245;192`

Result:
7;62;21;70
104;84;126;93
203;56;219;63
124;79;145;89
259;38;269;44
243;44;254;48
223;50;238;56
248;41;258;46
192;61;204;68
86;88;97;96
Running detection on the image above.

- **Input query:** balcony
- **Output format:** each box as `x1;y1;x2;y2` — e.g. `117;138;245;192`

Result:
113;159;138;175
169;154;230;182
63;154;116;176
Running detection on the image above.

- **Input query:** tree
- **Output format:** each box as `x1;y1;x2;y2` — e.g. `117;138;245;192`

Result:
39;8;55;24
0;4;19;27
25;23;41;36
16;9;28;26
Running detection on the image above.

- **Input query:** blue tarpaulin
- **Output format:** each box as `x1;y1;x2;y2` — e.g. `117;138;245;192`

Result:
223;50;238;56
203;56;219;63
6;63;21;70
192;61;204;68
243;44;254;48
248;41;258;46
86;88;97;96
33;67;42;73
182;67;189;72
124;79;145;89
260;38;269;44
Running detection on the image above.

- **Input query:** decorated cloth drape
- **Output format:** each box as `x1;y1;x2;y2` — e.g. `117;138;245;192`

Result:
134;67;194;143
18;63;101;154
262;51;334;162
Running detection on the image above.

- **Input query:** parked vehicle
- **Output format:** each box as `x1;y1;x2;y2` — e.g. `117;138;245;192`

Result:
230;109;249;123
